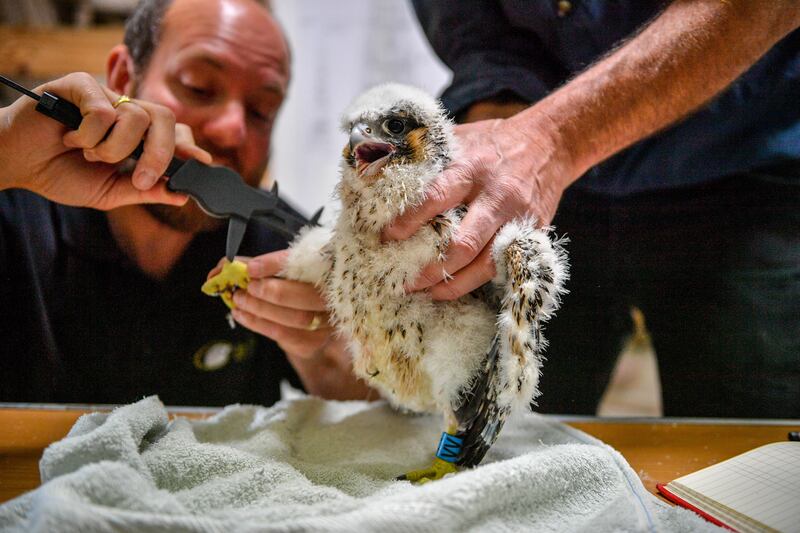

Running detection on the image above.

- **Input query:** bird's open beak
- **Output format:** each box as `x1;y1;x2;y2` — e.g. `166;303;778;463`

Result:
350;122;395;179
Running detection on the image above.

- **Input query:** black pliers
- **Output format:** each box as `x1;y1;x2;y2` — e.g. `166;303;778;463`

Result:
0;75;320;260
167;160;322;261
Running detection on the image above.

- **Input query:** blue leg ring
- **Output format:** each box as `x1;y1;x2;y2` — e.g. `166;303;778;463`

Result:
435;432;463;463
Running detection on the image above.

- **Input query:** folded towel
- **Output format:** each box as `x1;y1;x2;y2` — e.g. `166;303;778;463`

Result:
0;390;720;532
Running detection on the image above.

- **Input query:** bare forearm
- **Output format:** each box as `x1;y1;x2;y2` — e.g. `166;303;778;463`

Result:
379;0;800;301
521;0;800;185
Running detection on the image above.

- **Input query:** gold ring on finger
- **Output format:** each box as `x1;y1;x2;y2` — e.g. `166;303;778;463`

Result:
112;94;133;109
305;314;322;331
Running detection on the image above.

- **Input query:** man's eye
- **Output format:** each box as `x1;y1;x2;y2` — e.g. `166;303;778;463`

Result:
382;118;405;135
183;83;212;98
249;109;268;122
248;107;274;123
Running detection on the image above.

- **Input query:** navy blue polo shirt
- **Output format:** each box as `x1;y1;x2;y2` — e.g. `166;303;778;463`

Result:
413;0;800;195
0;189;301;405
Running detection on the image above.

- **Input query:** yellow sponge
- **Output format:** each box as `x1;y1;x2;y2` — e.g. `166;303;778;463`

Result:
201;259;250;309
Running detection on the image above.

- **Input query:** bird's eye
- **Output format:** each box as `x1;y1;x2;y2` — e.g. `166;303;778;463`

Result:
383;118;405;135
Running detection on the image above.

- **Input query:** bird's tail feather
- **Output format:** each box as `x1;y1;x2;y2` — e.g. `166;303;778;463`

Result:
452;224;568;468
453;334;509;468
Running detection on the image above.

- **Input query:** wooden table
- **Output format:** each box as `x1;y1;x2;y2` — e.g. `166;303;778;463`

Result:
0;405;795;504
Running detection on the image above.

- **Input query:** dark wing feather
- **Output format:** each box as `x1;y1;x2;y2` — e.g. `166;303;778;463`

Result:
469;280;501;310
452;333;509;468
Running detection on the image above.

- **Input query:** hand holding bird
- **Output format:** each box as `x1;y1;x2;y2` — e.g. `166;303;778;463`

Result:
382;108;572;301
283;84;569;482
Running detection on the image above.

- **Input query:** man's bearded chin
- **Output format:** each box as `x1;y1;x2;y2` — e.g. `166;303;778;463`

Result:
142;156;268;233
144;202;222;233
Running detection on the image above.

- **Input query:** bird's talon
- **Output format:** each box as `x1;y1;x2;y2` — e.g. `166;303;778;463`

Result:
399;458;458;484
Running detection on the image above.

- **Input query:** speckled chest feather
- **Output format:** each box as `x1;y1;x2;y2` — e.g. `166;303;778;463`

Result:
321;203;469;412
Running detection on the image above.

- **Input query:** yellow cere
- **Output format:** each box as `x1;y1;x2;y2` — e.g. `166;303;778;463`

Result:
201;259;250;310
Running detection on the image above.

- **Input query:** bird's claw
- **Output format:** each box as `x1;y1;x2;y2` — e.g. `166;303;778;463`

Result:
397;458;458;484
202;259;249;309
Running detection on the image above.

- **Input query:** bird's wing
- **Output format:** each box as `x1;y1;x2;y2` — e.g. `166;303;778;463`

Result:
452;333;509;468
469;281;502;311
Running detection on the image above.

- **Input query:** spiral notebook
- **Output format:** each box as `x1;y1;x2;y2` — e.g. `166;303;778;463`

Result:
657;441;800;532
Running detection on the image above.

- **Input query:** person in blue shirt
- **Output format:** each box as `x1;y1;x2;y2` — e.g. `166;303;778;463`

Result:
384;1;800;417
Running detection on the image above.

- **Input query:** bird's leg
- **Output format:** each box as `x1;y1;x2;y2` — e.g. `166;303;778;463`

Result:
397;413;460;483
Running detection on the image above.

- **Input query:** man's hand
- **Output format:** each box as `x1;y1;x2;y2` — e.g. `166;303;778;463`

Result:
0;72;212;209
382;114;570;300
209;250;374;400
228;250;333;357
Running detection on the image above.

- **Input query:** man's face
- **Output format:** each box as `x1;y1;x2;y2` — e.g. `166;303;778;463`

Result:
134;0;290;232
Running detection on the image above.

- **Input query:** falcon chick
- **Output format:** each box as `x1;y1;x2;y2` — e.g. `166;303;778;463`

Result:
283;84;568;482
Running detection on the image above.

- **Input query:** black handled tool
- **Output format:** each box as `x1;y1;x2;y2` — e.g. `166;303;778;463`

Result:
0;74;321;260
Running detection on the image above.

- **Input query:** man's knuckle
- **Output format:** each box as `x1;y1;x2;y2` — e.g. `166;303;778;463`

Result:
70;133;95;150
91;104;116;125
248;316;270;336
494;179;522;201
71;71;95;85
435;283;460;301
270;323;291;341
236;292;252;308
155;105;176;124
419;272;437;285
425;181;448;206
298;310;315;326
234;311;251;327
129;104;151;124
455;231;483;257
89;144;115;162
146;146;173;165
444;165;470;189
248;279;265;299
264;280;285;302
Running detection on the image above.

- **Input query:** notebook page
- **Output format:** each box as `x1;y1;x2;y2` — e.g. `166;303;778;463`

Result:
673;442;800;532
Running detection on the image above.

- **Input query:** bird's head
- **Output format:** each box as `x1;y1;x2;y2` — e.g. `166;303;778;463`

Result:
338;84;454;230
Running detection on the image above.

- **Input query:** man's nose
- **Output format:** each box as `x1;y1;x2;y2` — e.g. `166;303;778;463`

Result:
202;100;247;149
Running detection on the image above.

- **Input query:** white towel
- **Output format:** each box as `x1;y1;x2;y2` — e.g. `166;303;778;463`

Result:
0;390;720;532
